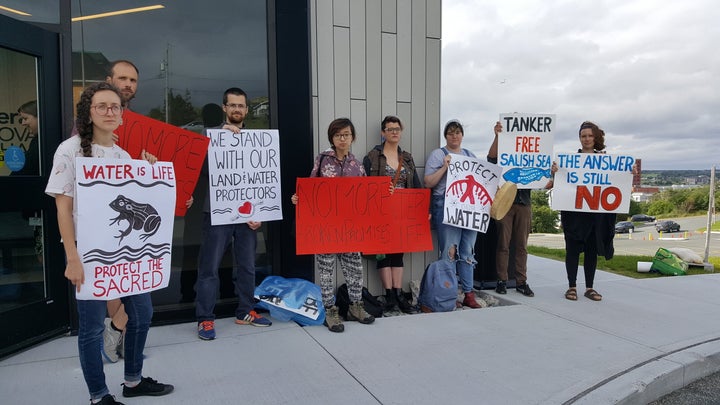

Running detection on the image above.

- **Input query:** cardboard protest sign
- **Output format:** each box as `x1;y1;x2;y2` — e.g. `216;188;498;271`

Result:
295;177;432;255
551;153;634;213
443;155;502;233
206;129;283;225
75;157;176;300
115;110;209;216
497;113;555;189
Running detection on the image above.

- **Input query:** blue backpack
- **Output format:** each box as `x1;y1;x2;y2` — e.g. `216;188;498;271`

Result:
418;260;458;313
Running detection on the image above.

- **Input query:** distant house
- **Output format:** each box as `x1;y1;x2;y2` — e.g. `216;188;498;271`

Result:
253;101;269;117
631;186;659;203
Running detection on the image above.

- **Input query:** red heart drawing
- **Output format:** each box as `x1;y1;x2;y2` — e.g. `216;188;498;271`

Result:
238;201;252;215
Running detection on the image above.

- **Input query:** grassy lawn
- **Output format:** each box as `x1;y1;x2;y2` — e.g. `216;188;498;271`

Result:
527;246;719;279
697;220;720;232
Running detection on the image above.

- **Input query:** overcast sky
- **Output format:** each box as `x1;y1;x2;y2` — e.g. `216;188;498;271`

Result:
441;0;720;170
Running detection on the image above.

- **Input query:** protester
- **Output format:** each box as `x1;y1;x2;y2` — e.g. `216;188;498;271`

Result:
362;115;421;313
194;87;271;340
424;120;482;308
551;121;616;302
45;82;173;404
291;118;375;332
487;121;535;297
100;60;193;362
98;60;139;362
106;60;139;108
102;59;193;363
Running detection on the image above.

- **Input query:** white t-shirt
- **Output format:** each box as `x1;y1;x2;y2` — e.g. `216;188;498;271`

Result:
45;135;131;226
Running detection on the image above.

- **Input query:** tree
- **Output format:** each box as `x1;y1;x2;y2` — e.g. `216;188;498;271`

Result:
532;205;559;233
147;89;198;126
530;190;559;233
531;189;550;207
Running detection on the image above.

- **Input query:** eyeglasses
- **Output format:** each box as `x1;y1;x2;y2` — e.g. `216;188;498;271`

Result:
383;127;402;133
333;133;353;140
91;104;122;115
225;103;247;110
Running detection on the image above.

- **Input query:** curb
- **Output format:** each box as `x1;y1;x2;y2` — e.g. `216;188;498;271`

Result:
568;339;720;404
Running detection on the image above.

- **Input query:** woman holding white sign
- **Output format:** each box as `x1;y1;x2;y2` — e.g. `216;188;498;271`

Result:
45;82;173;404
363;115;422;314
551;121;616;302
424;120;483;308
291;118;375;333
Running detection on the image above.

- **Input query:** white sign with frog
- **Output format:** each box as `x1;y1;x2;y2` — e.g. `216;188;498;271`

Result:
75;157;176;300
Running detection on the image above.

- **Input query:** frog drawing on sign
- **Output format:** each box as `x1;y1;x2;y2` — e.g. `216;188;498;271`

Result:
109;195;161;243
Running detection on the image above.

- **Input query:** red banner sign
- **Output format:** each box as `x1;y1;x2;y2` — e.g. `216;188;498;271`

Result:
295;177;432;255
115;110;209;216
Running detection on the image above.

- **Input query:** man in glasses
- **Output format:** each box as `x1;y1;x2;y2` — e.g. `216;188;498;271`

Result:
194;87;272;341
97;60;140;364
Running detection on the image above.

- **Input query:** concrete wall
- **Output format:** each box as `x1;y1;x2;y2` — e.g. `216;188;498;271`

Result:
309;0;442;295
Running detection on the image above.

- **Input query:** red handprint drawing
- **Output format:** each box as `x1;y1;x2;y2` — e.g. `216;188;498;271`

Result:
446;175;493;206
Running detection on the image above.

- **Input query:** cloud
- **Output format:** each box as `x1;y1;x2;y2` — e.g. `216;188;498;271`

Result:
441;0;720;169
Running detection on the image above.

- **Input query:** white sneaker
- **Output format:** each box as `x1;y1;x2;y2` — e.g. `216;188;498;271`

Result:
101;318;122;363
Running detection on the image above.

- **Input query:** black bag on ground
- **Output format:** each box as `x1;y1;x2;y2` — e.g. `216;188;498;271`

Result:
336;283;384;320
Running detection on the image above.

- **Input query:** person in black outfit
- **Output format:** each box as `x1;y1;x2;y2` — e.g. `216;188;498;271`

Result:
550;121;616;302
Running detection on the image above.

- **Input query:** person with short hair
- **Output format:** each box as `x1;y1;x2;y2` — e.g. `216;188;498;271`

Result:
488;121;535;297
291;118;375;332
195;87;272;341
362;115;422;313
46;82;173;405
100;59;193;362
106;60;139;108
424;120;482;308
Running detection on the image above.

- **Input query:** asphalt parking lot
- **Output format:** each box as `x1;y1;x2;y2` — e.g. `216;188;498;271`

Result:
529;215;720;258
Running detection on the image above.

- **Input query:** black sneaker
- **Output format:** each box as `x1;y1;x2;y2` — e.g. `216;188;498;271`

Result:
122;377;174;398
95;394;124;405
516;283;535;297
495;280;507;294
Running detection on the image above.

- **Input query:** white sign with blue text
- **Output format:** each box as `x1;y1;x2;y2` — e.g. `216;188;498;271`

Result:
207;129;283;225
550;153;634;213
497;113;555;189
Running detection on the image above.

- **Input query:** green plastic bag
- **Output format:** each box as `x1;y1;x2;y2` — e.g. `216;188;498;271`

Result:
651;247;688;276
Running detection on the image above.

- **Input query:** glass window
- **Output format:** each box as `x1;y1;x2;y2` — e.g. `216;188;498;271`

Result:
71;0;271;314
0;1;59;24
0;209;45;313
0;47;41;177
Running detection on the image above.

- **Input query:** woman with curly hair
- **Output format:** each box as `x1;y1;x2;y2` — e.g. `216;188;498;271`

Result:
45;82;173;404
552;121;616;302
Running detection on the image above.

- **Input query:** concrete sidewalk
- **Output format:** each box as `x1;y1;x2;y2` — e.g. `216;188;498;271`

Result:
2;255;720;404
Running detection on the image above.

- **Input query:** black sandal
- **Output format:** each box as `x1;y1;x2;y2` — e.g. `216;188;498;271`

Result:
584;289;602;301
565;288;577;301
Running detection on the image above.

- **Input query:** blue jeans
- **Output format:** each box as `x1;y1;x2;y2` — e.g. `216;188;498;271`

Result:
431;195;478;293
195;213;257;321
77;293;153;401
